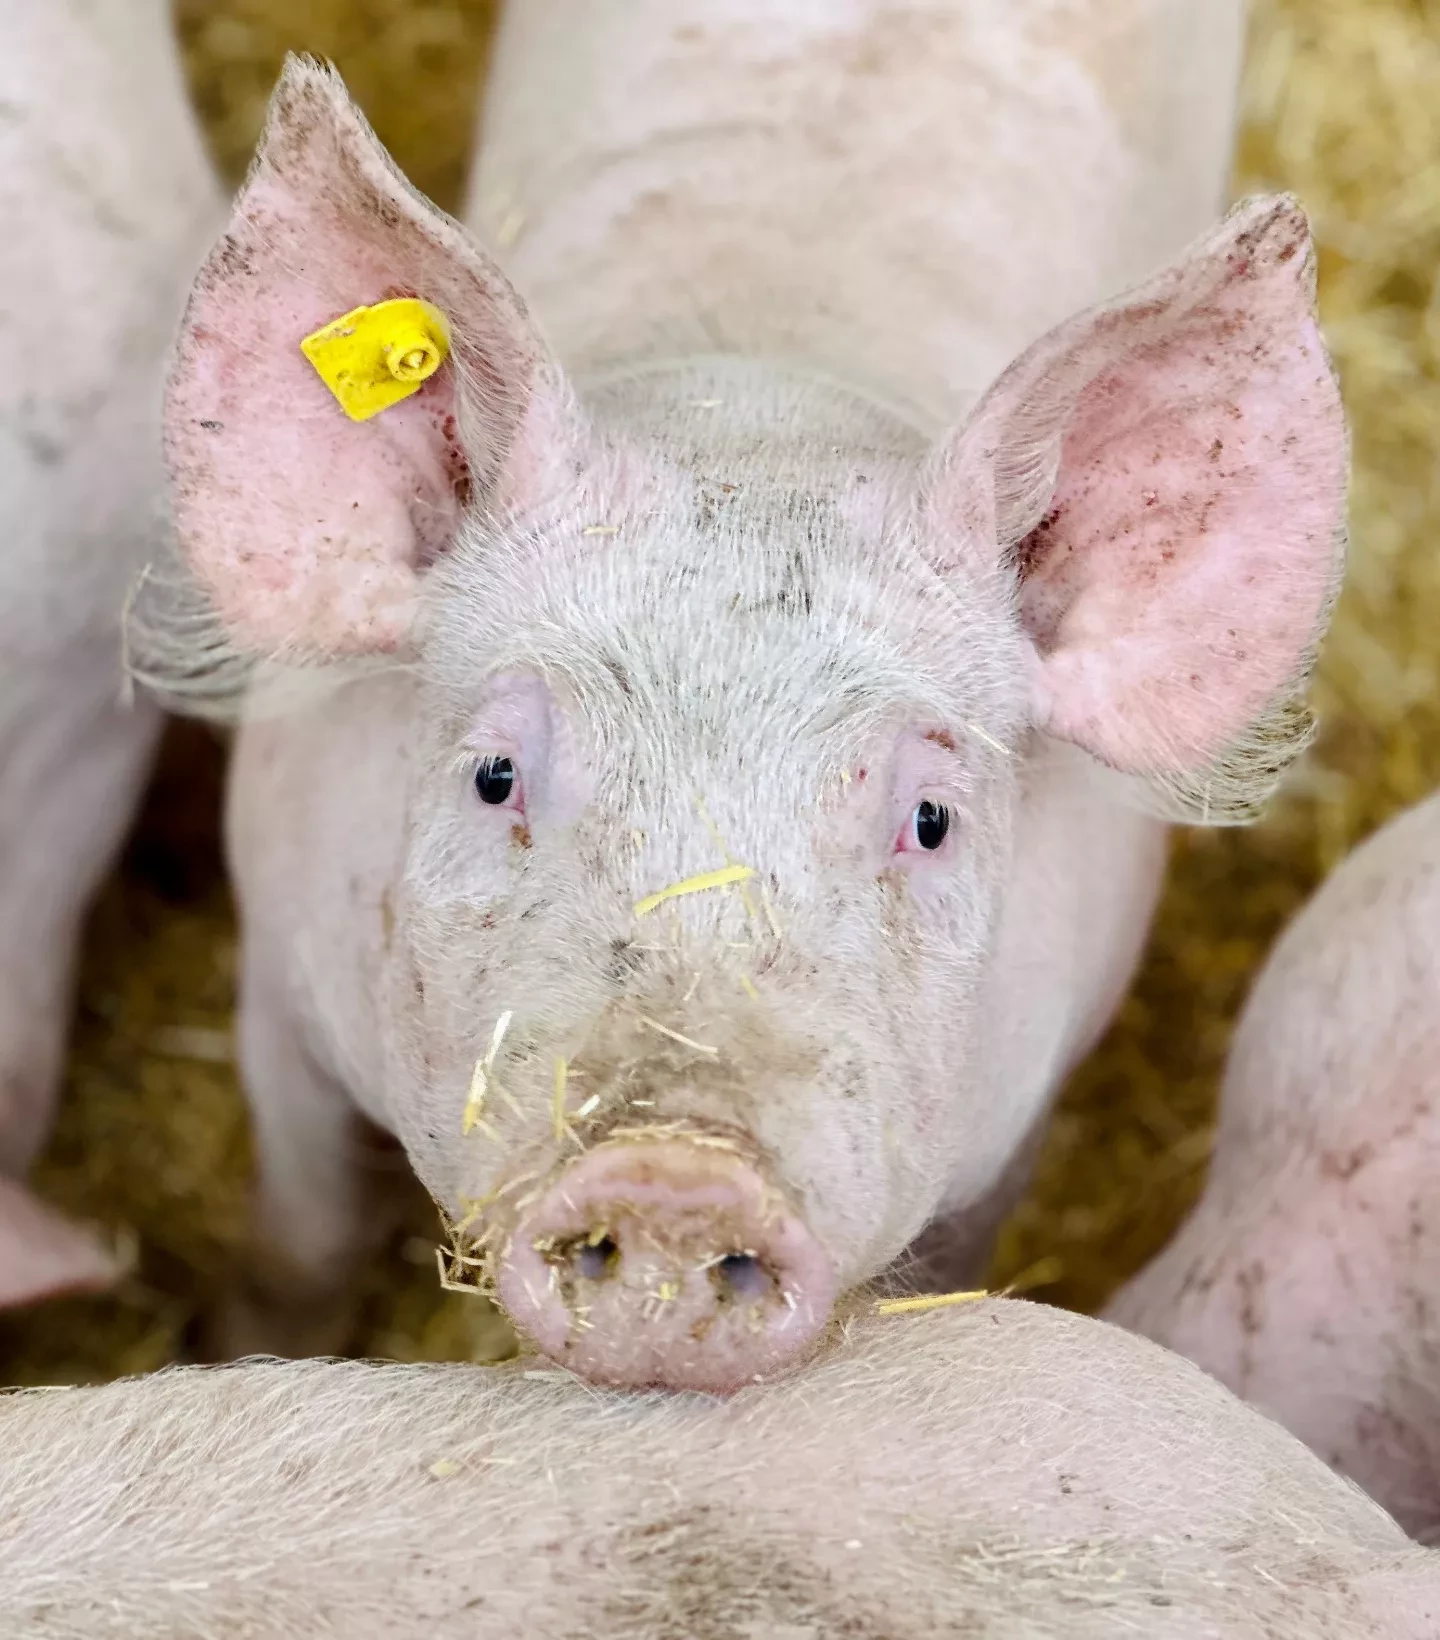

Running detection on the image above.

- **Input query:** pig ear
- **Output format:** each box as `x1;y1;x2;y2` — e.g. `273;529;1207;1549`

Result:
0;1179;119;1309
165;57;571;660
929;195;1347;819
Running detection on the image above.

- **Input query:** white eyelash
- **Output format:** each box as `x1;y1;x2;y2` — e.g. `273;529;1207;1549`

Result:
449;747;517;781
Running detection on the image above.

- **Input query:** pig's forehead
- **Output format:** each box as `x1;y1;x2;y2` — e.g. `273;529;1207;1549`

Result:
423;359;1022;733
578;355;935;479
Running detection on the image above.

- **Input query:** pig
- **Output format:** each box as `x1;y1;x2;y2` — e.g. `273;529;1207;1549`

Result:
0;1303;1436;1639
1107;789;1440;1543
142;1;1350;1391
0;0;221;1305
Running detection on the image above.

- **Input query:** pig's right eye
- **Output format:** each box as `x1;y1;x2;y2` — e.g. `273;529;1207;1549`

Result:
474;757;518;806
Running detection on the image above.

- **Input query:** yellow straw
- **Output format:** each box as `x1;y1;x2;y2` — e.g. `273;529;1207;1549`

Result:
634;864;756;917
873;1289;989;1316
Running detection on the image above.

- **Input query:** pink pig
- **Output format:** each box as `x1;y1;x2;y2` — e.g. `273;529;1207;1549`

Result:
2;1305;1437;1638
0;0;220;1307
1109;790;1440;1542
147;2;1348;1391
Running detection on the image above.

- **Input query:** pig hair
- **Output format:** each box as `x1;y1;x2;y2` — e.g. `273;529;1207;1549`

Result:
125;551;410;722
0;1303;1429;1639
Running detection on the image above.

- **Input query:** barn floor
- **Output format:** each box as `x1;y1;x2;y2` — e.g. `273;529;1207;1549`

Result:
2;0;1437;1383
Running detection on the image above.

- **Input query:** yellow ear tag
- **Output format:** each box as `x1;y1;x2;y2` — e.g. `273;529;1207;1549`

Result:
300;297;452;423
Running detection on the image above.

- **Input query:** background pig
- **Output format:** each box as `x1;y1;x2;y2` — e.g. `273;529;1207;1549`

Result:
0;0;221;1306
1107;789;1440;1542
144;0;1348;1390
0;1303;1435;1639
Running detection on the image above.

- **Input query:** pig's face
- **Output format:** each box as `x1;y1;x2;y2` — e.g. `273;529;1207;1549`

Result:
389;363;1029;1313
158;65;1346;1389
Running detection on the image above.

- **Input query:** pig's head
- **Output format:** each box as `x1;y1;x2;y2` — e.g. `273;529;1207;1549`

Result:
159;62;1346;1390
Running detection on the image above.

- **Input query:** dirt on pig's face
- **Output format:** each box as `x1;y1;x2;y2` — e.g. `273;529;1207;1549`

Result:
379;362;1030;1314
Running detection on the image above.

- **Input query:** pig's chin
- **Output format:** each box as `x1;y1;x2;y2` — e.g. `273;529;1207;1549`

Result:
487;1126;839;1393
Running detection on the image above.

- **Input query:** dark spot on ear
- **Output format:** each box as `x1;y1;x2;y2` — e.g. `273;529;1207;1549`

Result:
436;404;473;513
1015;504;1064;579
1319;1144;1374;1182
214;233;253;279
199;419;224;432
1235;1259;1266;1338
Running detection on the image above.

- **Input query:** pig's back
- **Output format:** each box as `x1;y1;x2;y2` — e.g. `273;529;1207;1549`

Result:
466;0;1244;418
0;1304;1433;1639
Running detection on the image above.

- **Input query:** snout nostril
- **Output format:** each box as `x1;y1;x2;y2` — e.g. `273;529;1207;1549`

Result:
572;1235;620;1281
715;1252;770;1300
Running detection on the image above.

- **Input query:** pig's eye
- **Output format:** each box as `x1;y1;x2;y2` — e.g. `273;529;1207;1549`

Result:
912;800;950;851
474;756;517;806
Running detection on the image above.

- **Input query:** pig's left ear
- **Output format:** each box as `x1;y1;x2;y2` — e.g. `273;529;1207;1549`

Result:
928;194;1347;816
165;57;574;661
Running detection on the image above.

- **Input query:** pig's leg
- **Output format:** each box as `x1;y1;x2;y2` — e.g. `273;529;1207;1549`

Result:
0;652;160;1167
209;692;419;1359
209;971;408;1358
0;652;160;1299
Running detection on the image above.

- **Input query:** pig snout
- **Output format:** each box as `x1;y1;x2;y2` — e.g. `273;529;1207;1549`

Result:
495;1138;836;1392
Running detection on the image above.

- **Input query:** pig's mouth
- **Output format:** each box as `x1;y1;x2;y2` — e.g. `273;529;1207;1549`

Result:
471;1120;838;1393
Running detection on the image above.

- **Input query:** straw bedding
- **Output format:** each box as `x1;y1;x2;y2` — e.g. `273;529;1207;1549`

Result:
2;0;1436;1382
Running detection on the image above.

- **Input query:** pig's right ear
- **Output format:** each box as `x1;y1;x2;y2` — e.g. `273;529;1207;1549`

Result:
923;195;1346;820
165;58;572;660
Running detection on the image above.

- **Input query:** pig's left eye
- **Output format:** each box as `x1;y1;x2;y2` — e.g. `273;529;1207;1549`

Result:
901;799;951;853
474;756;519;807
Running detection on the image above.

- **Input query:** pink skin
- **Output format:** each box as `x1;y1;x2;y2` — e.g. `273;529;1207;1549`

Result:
0;0;221;1307
1108;790;1440;1541
0;1178;116;1308
498;1136;836;1392
155;40;1345;1392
